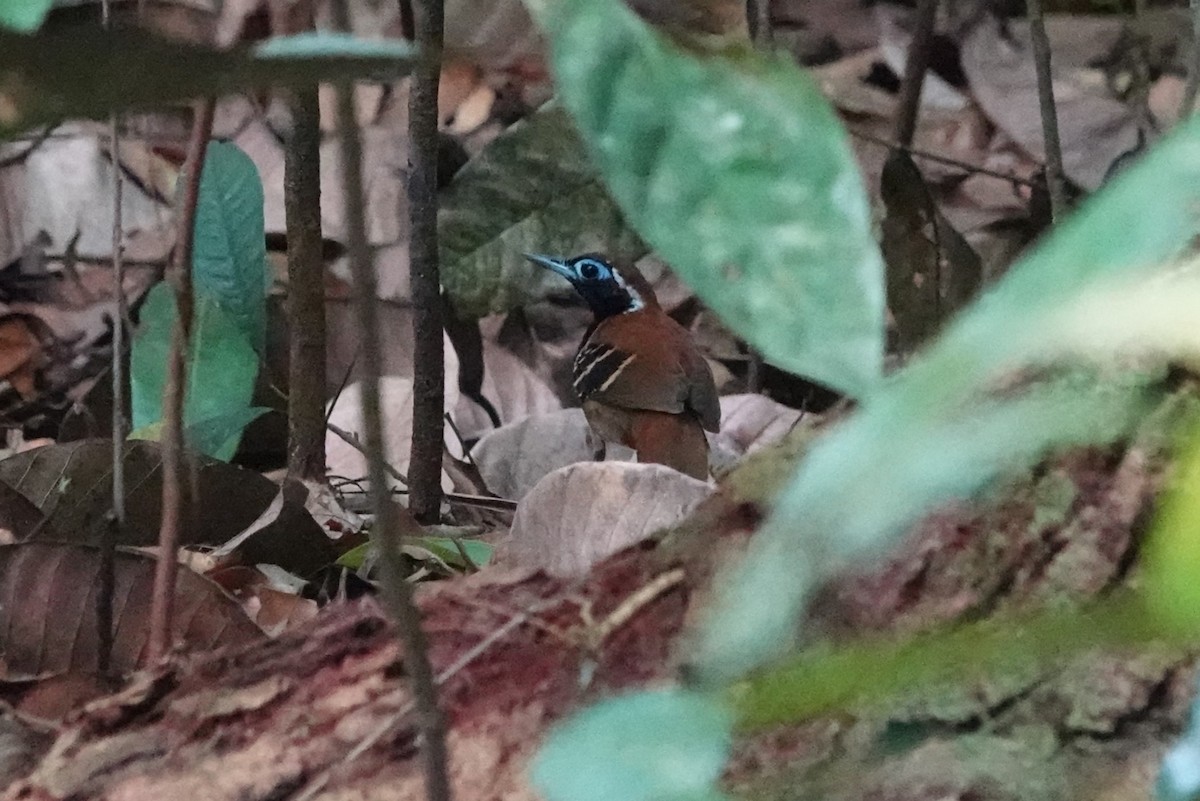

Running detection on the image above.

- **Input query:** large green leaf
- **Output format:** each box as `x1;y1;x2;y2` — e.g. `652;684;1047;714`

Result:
0;0;51;32
694;114;1200;684
130;284;259;461
191;141;267;352
439;104;644;318
0;27;416;134
523;0;884;398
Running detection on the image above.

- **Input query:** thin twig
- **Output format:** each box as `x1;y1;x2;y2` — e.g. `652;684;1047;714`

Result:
848;127;1038;187
334;16;452;800
147;99;215;662
326;421;409;484
1026;0;1067;222
746;0;771;44
893;0;939;147
99;0;121;678
1183;0;1200;118
407;0;447;524
292;594;561;801
0;124;57;169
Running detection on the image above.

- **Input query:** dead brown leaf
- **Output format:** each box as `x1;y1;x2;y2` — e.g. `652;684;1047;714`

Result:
452;340;561;440
504;461;711;577
0;542;263;681
471;408;634;501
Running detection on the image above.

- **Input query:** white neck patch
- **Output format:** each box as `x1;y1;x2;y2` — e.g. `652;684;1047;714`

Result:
612;269;645;312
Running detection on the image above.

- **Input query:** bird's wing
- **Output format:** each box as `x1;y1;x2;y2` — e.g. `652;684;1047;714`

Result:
575;311;721;433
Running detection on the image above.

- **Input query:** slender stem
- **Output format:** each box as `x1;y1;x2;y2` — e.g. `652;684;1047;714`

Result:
147;98;214;662
893;0;938;148
407;0;446;524
1183;0;1200;118
336;41;453;801
1026;0;1067;222
848;127;1038;186
746;0;771;44
100;0;121;679
284;85;327;481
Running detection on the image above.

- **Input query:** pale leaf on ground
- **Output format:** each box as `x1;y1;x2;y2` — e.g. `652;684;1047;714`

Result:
960;14;1139;191
471;408;634;501
325;375;462;493
453;340;562;439
716;394;809;458
504;461;711;577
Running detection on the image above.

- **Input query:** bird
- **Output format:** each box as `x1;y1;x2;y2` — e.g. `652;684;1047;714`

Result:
524;252;720;480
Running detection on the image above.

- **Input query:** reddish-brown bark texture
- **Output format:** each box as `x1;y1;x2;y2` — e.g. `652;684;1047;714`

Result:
3;409;1197;801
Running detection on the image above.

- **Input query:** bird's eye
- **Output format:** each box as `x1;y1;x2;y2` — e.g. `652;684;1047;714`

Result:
578;260;601;280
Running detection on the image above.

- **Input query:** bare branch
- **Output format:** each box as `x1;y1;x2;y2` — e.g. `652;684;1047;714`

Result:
333;8;453;796
147;98;215;662
1026;0;1067;222
893;0;938;148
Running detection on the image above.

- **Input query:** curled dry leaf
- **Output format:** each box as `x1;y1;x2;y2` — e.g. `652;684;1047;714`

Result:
715;394;809;458
0;440;335;576
0;542;263;681
471;408;634;501
959;15;1139;191
505;461;711;577
325;375;462;493
452;340;562;440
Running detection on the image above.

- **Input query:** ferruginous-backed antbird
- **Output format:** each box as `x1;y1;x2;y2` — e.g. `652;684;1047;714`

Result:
525;253;720;480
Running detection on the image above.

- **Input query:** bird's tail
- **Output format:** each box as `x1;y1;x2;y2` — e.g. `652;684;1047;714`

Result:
627;410;710;481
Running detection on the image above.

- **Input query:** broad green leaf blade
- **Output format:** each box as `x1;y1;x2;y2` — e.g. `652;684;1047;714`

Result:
439;105;644;318
526;0;884;398
0;26;416;134
0;0;51;32
255;31;414;58
1143;419;1200;635
533;689;732;801
692;115;1200;684
191;141;267;352
130;284;260;461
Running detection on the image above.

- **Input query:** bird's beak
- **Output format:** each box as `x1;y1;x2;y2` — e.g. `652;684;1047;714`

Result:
524;253;574;282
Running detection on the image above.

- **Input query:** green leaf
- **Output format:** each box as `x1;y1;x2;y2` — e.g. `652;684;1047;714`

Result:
525;0;884;398
255;31;414;59
533;689;732;801
412;536;493;569
130;284;260;461
190;141;267;352
0;26;417;134
439;104;645;317
692;113;1200;684
0;0;52;32
128;408;271;465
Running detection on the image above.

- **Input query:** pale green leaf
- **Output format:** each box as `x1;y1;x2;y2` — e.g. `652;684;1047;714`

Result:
190;141;267;352
525;0;884;397
0;0;52;32
130;284;260;461
533;689;732;801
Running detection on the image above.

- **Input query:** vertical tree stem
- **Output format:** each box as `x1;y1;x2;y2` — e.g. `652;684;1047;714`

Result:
893;0;938;148
100;0;121;678
746;0;771;45
147;98;214;662
1182;0;1200;118
336;64;453;801
407;0;445;523
1026;0;1067;223
285;86;327;481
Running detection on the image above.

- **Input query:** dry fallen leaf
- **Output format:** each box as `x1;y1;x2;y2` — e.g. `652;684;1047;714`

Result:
325;375;462;493
471;408;634;501
453;340;562;440
504;461;711;577
715;394;809;458
0;316;41;399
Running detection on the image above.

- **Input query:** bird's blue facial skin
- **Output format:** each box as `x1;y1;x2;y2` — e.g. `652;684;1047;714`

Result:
567;256;615;285
525;252;641;319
